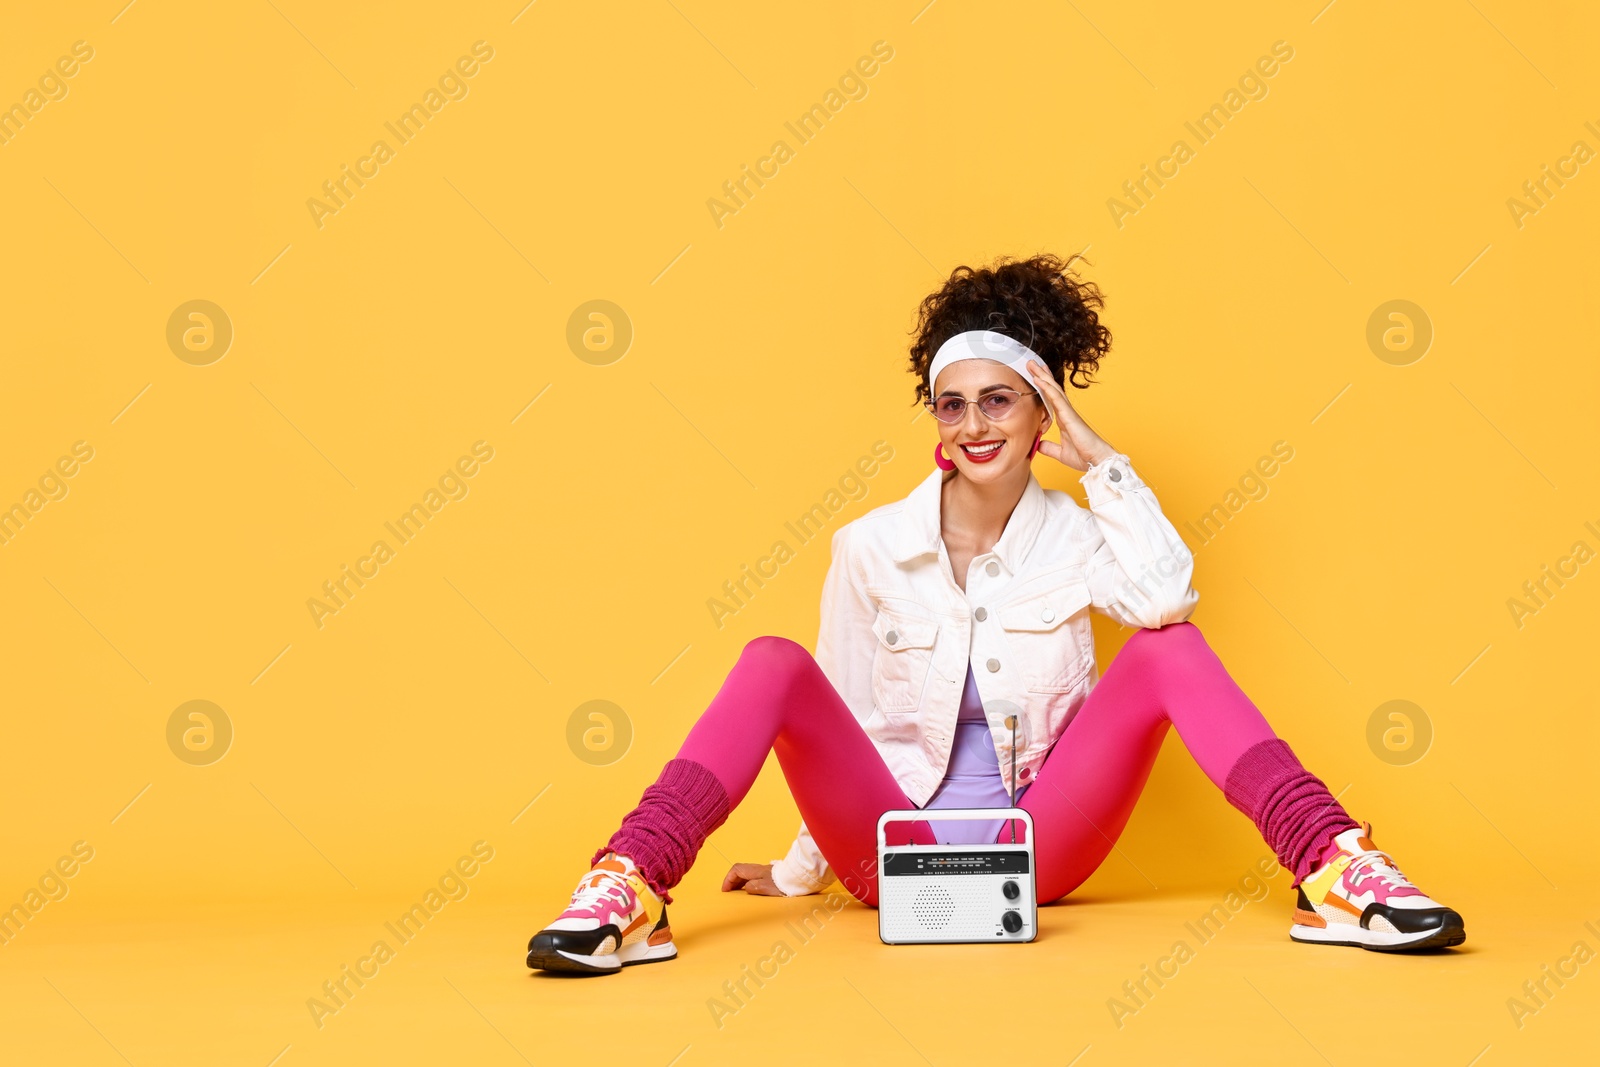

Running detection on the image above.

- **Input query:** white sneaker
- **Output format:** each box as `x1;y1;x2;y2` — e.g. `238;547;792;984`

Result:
526;853;676;974
1289;822;1465;952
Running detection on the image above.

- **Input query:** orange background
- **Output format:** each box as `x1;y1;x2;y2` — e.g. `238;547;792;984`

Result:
0;1;1595;1063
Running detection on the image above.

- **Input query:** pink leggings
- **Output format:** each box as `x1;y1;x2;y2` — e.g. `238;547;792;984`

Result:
599;621;1355;906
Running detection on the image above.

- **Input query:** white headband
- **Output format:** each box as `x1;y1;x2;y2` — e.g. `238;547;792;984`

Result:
927;329;1050;399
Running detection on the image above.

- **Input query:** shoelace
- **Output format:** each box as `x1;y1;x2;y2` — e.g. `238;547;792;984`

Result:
569;867;635;914
1343;848;1414;892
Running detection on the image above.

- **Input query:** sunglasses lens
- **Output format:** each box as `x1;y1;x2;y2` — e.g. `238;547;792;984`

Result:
980;393;1017;418
933;398;965;422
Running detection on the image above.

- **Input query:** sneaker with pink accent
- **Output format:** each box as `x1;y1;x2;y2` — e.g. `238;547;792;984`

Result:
1290;822;1464;952
526;853;676;975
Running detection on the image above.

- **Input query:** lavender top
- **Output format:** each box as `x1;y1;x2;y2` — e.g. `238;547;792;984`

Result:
921;663;1031;844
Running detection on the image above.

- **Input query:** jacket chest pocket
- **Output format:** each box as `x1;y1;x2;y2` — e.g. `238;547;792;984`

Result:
869;608;939;719
996;577;1093;693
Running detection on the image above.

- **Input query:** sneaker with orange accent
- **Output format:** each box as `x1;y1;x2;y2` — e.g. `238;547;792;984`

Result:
527;853;676;974
1290;822;1464;952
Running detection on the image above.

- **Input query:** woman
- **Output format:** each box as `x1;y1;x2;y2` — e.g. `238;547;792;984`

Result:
527;253;1464;975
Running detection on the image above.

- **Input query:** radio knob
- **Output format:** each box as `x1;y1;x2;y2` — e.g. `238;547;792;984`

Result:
1001;880;1020;901
1002;910;1023;933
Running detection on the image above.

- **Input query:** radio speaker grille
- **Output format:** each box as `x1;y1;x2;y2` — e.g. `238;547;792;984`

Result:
910;885;955;928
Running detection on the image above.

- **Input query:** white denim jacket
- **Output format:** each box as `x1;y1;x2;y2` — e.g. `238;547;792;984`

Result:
767;452;1199;895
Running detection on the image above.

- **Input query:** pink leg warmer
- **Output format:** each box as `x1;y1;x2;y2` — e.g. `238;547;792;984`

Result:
591;758;730;904
1223;738;1358;883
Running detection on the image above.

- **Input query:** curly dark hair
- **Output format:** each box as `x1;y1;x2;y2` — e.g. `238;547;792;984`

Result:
907;252;1112;408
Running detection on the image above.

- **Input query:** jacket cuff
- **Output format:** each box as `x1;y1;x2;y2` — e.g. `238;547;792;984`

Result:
769;858;829;896
1080;451;1144;507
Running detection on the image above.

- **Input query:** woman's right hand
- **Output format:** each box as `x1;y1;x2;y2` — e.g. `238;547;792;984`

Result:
722;862;785;896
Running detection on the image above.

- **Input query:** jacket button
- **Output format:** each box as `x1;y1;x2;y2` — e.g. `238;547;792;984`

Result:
1020;767;1031;779
974;607;987;622
886;630;899;645
986;658;1000;672
1041;608;1055;622
986;561;1000;576
1109;468;1122;482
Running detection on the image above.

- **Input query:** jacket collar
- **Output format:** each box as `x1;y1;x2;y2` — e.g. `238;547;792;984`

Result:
891;467;1050;570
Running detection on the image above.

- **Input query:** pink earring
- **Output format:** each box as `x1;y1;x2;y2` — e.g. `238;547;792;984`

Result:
1027;431;1043;458
934;441;957;470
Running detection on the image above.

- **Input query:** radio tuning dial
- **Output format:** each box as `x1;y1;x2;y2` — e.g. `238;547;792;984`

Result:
1001;879;1020;901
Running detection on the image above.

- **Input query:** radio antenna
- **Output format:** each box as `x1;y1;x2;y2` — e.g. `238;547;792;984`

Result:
1006;714;1018;844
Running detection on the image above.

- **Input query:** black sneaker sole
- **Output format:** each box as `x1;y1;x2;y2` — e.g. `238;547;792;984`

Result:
1290;918;1466;952
526;937;679;974
527;904;676;975
526;935;619;975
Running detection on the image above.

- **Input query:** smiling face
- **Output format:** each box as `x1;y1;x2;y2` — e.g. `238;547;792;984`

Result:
931;359;1052;481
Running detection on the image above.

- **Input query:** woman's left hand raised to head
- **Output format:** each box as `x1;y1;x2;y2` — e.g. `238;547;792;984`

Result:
1025;361;1118;472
